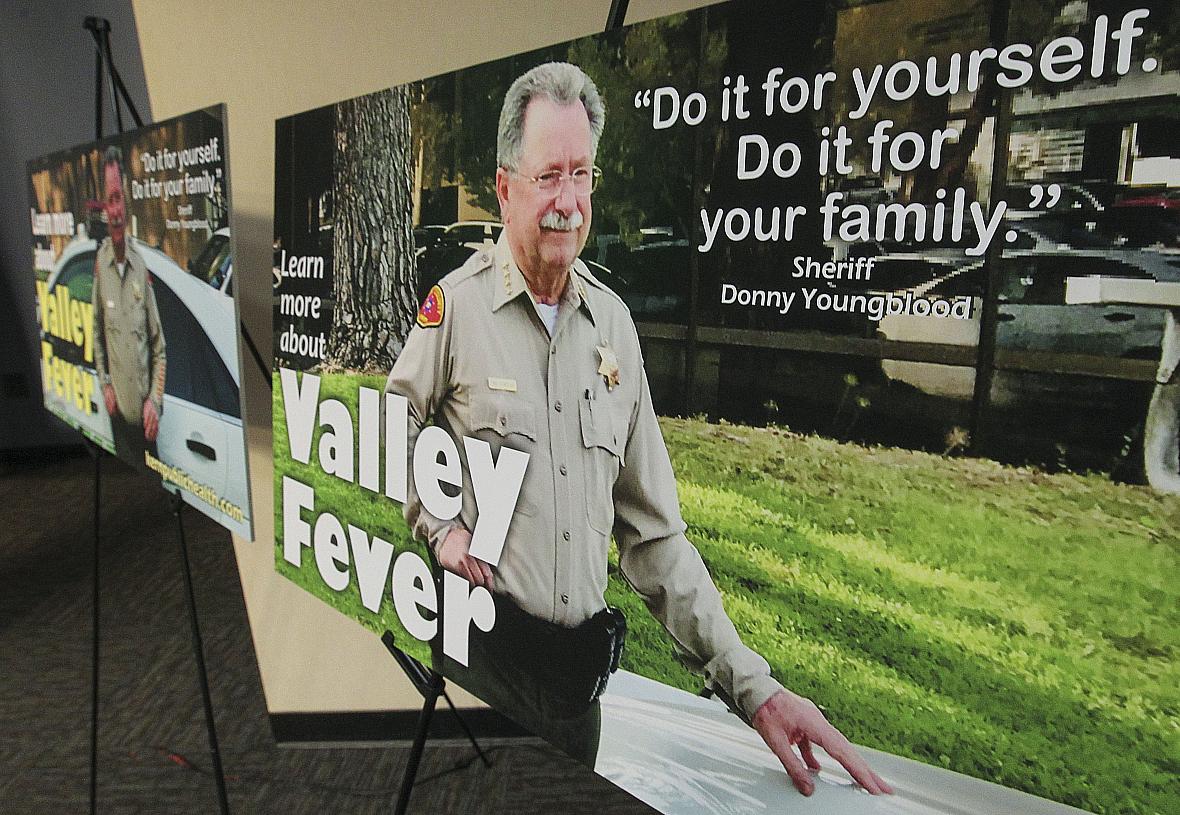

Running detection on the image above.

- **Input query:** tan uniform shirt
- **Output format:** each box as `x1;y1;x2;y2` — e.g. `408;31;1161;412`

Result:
93;238;166;424
385;234;783;718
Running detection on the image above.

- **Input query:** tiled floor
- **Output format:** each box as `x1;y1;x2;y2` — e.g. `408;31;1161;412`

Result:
0;449;654;814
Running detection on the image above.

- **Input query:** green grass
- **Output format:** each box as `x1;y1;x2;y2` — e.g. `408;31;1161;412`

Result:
273;371;433;667
275;372;1179;815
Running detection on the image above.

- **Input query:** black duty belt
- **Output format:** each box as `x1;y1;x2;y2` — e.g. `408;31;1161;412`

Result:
486;593;626;713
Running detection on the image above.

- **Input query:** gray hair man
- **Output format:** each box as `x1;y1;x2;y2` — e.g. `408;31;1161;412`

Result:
93;144;166;465
387;61;890;797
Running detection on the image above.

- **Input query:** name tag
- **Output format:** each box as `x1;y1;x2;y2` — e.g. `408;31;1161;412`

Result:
487;377;517;392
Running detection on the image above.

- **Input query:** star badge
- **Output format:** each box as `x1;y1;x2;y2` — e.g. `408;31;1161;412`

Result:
596;344;620;391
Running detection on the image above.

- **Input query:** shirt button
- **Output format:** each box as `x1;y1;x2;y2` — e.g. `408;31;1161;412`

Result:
561;594;569;604
550;347;556;356
554;400;563;412
563;530;571;541
559;464;568;476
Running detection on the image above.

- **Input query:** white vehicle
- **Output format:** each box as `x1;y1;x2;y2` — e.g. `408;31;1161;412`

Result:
598;671;1090;815
875;249;1176;402
442;220;502;249
42;235;250;536
842;219;1076;267
188;226;234;295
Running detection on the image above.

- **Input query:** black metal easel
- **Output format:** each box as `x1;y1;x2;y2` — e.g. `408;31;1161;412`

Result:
83;17;229;815
85;17;143;136
380;632;491;815
173;497;231;814
85;440;102;815
83;17;137;815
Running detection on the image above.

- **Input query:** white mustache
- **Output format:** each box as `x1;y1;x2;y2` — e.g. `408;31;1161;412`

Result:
539;210;583;231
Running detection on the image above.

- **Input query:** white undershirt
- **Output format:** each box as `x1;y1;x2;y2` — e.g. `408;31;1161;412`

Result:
116;260;126;279
535;301;559;336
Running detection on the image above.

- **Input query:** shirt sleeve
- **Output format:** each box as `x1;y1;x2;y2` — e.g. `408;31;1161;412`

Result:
612;362;783;721
145;274;166;414
384;290;459;551
93;256;109;385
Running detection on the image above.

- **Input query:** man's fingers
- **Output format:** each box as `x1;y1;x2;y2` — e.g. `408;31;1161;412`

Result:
761;727;814;796
460;558;480;587
823;738;885;795
870;769;893;795
142;402;159;440
445;555;474;585
468;557;487;588
463;555;489;589
777;744;815;796
798;738;821;772
475;558;494;590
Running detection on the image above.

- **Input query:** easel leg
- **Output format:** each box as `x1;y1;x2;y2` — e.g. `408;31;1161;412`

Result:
83;17;144;139
89;447;101;815
173;497;231;814
382;630;492;812
395;684;440;815
441;689;492;767
91;28;103;140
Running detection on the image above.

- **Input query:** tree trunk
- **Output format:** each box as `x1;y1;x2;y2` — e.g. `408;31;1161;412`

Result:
326;86;417;371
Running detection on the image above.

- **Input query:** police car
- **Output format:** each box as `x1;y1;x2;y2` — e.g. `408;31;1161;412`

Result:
40;234;250;536
874;249;1174;404
597;671;1090;815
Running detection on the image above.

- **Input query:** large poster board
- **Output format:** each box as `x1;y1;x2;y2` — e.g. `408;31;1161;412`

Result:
30;105;253;540
273;2;1178;812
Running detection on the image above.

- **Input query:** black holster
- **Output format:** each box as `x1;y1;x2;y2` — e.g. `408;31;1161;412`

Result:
488;595;627;713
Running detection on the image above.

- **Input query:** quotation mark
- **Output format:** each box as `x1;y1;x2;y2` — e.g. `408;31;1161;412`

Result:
633;89;652;108
1027;183;1062;209
1005;183;1063;243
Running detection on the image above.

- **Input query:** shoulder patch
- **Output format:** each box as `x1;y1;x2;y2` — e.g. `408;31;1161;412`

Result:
417;284;445;328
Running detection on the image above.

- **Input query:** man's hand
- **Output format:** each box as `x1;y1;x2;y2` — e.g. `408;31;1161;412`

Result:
142;399;160;442
752;689;892;797
103;384;118;417
437;526;494;590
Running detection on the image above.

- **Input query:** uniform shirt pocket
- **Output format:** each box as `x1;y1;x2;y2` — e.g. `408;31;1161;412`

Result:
470;396;537;516
104;299;123;340
579;395;623;535
470;397;537;441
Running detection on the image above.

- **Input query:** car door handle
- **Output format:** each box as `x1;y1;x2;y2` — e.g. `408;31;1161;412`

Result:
997;312;1016;322
1104;312;1135;323
186;438;217;461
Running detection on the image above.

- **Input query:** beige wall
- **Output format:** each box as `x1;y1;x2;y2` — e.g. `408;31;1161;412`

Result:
131;0;711;715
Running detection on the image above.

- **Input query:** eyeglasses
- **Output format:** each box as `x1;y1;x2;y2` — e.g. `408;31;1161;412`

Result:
510;165;602;195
